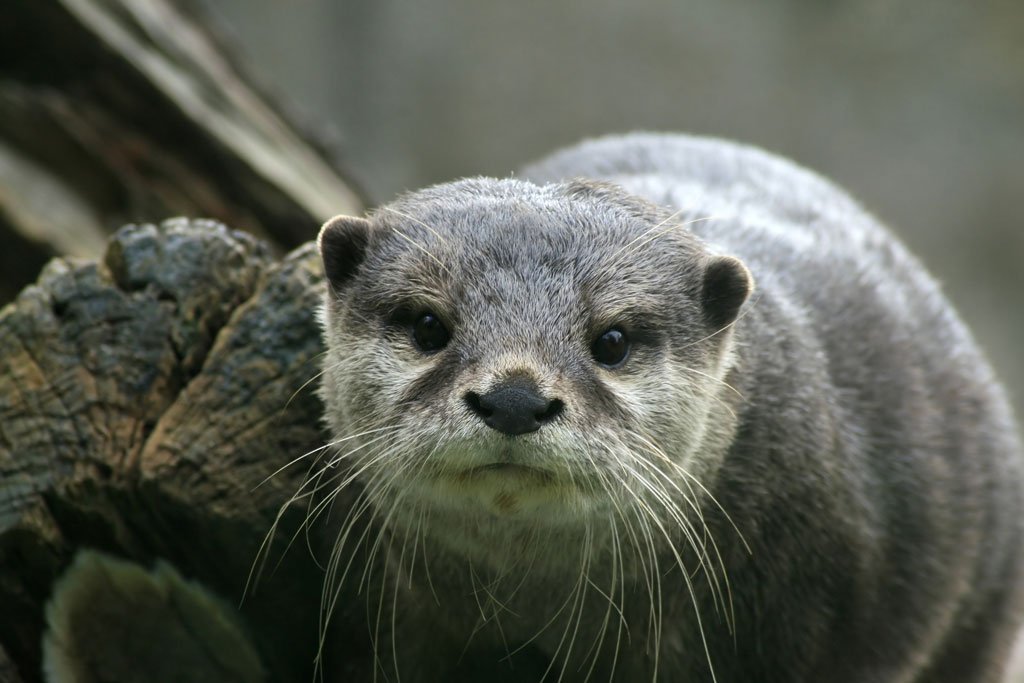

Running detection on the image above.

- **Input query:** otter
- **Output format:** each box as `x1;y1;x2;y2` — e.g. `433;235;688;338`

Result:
314;133;1024;682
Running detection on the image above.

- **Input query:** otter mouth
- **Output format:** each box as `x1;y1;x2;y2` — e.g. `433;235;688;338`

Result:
475;462;539;474
461;462;553;482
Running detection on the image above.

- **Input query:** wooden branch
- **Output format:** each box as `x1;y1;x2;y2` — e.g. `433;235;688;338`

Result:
0;0;364;303
0;221;346;681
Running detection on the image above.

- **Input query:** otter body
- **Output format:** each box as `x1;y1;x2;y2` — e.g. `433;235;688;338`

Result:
315;133;1024;682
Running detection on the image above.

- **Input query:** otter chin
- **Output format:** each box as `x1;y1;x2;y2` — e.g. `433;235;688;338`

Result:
458;462;552;486
453;464;559;517
310;133;1024;683
419;442;613;521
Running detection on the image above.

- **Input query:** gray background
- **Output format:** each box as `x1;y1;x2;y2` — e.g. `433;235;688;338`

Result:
204;0;1023;414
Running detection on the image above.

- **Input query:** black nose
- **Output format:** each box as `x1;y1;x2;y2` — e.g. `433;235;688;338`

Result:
464;380;564;436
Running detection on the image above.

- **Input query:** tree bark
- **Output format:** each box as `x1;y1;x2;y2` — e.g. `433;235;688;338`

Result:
0;220;346;682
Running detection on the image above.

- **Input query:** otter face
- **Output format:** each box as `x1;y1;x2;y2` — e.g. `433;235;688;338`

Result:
317;178;751;545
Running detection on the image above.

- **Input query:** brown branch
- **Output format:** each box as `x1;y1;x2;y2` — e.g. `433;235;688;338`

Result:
0;0;365;304
0;221;344;681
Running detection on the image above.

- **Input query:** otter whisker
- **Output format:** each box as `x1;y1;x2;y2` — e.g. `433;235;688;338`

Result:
293;433;404;545
618;456;719;603
667;367;741;423
581;464;638;681
612;501;656;655
616;461;719;682
505;526;592;663
610;208;683;258
246;448;333;596
639;435;751;556
579;512;627;682
591;459;659;664
379;205;452;246
470;562;514;663
486;525;549;660
418;509;441;606
599;469;639;642
255;425;401;491
246;429;402;596
677;364;745;400
622;429;734;621
605;513;629;682
626;430;741;634
319;455;420;680
405;501;424;590
623;467;720;683
313;490;378;678
317;466;387;609
285;368;327;410
282;347;339;410
317;437;422;656
388;507;420;683
369;524;393;682
319;491;377;620
399;442;448;605
628;491;665;676
625;445;734;633
591;459;661;664
358;468;416;595
361;434;431;550
373;206;453;276
617;213;722;263
544;520;594;683
469;563;521;620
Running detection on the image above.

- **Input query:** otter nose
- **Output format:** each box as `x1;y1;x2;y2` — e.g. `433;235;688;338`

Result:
464;380;564;436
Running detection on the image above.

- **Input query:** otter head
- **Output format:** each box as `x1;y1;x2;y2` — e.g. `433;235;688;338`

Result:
316;178;751;565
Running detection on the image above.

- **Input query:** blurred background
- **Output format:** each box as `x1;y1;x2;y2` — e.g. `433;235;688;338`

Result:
203;0;1023;412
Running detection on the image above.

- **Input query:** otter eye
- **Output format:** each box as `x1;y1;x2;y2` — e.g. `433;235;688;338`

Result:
591;328;629;368
412;312;449;353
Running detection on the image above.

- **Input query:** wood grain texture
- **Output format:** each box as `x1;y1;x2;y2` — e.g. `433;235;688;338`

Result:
0;221;338;681
0;0;364;303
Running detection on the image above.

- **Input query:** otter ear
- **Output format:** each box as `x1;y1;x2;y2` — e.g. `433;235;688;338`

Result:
701;255;753;330
318;215;371;288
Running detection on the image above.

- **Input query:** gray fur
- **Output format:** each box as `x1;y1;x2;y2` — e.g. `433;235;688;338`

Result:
316;133;1024;682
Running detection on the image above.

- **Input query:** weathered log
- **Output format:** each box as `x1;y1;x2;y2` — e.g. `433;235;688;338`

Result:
0;0;364;303
0;221;354;681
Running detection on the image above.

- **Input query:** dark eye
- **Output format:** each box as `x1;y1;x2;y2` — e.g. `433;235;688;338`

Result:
412;312;450;353
591;328;629;368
